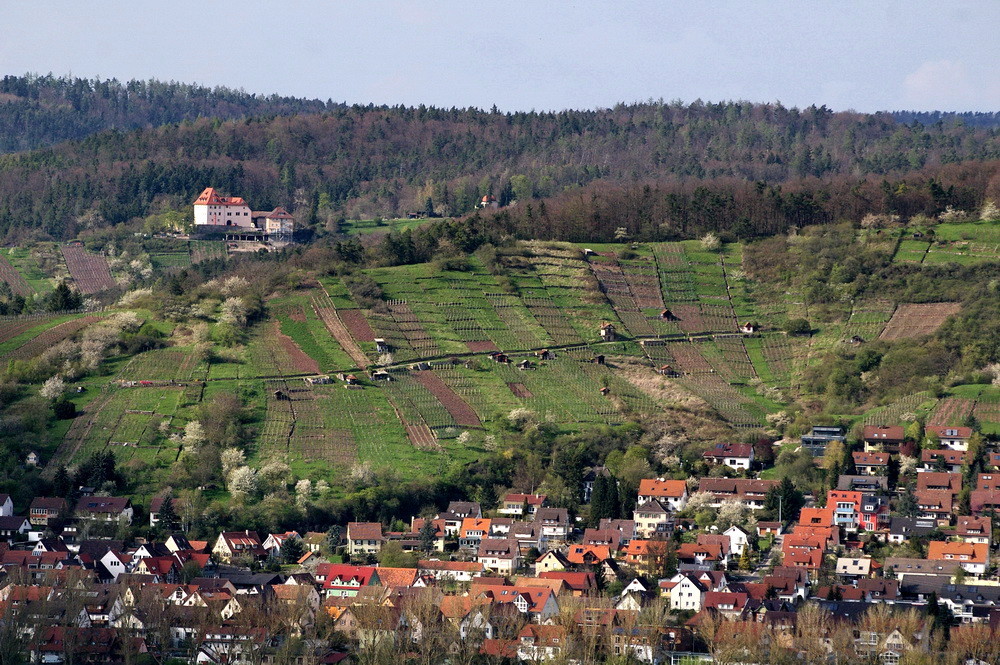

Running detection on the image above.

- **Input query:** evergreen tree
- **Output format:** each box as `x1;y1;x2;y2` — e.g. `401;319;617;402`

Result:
52;465;71;498
418;518;438;554
157;495;178;531
764;477;804;522
280;536;305;564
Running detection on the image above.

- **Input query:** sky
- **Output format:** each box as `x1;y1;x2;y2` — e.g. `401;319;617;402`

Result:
1;1;998;113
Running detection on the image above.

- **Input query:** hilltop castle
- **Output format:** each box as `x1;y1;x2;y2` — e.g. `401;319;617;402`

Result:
193;188;294;235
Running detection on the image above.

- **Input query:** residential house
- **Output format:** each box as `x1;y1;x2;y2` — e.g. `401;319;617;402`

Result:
477;539;521;575
978;473;1000;491
475;584;560;621
517;624;565;662
696;478;778;510
853;451;890;476
262;531;301;558
927;541;989;575
925;425;973;451
636;478;689;511
0;516;31;540
888;517;938;545
921;449;969;473
75;497;133;525
417;559;483;582
859;494;891;532
632;500;674;539
460;518;491;551
533;508;570;541
663;573;708;611
836;557;874;578
827;490;862;531
838;474;890;493
498;493;547;517
863;425;906;453
917;472;962;494
702;443;754;471
957;516;992;545
212;531;267;563
28;498;67;527
971;489;1000;515
0;494;13;516
724;525;751;556
346;522;383;557
914;490;954;524
318;564;380;598
801;425;846;456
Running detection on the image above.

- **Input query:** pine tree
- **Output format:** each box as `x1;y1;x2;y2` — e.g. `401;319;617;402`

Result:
157;495;178;531
739;547;753;571
280;536;305;564
419;518;438;553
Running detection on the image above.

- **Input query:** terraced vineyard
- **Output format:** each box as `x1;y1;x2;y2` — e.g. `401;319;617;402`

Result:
32;231;1000;489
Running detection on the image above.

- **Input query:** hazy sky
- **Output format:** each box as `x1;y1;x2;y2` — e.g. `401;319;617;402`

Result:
2;1;998;112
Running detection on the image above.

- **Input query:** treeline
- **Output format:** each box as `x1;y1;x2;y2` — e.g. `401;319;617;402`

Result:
474;161;1000;243
3;91;1000;239
0;73;333;153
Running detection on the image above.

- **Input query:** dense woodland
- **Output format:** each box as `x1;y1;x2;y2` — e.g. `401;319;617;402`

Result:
0;74;332;153
2;75;1000;239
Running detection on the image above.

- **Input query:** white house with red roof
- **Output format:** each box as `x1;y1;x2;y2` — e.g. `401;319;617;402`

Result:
193;188;253;228
926;425;973;451
636;478;689;511
499;493;547;517
702;443;754;471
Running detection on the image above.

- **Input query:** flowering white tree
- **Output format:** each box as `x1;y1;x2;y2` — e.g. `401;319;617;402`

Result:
227;466;258;499
295;479;313;507
717;499;749;530
685;491;717;514
40;375;66;400
182;421;204;445
219;297;248;327
981;200;1000;222
700;232;721;251
259;460;291;492
221;447;246;477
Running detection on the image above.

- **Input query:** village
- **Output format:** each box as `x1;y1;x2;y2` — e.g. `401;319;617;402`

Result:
2;418;1000;664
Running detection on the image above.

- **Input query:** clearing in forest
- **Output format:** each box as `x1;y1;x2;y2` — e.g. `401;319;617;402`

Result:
878;302;962;341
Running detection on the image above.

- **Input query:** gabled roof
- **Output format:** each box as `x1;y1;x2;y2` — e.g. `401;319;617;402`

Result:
376;567;418;588
852;451;890;465
194;187;247;206
347;522;383;541
501;493;547;505
927;540;988;563
29;497;67;511
461;518;491;536
703;443;753;459
637;478;688;498
916;472;962;493
862;425;905;441
925;425;973;439
320;565;379;589
75;497;131;514
922;449;969;465
798;507;833;527
957;515;991;537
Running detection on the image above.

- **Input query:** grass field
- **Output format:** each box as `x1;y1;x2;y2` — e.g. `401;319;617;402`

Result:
340;217;443;236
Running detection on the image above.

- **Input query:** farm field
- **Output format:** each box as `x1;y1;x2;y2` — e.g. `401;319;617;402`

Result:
879;302;961;341
340;217;442;236
61;244;116;293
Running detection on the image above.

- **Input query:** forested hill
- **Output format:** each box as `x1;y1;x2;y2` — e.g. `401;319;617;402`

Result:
2;76;1000;239
0;74;332;153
